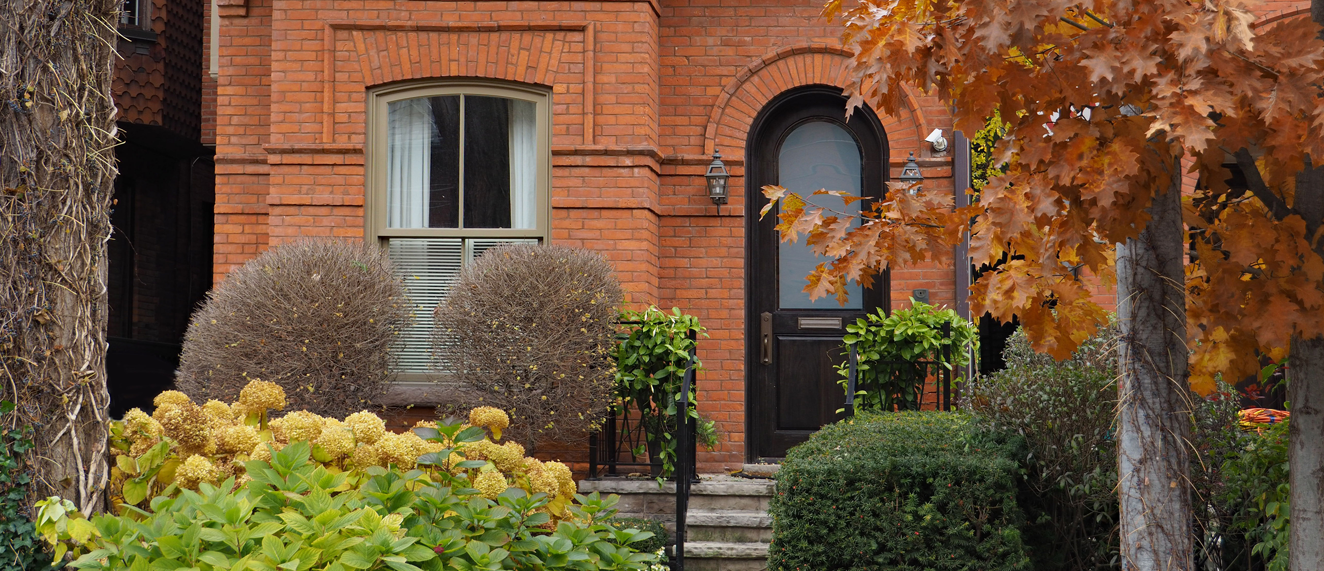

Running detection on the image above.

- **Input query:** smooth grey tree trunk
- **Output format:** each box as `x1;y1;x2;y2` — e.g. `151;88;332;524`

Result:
1115;170;1192;571
1289;335;1324;571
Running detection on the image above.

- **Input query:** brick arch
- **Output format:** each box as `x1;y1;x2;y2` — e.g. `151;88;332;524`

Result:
350;29;570;88
703;45;928;158
1253;7;1309;28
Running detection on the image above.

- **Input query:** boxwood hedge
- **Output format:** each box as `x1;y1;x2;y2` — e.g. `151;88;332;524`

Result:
768;411;1030;571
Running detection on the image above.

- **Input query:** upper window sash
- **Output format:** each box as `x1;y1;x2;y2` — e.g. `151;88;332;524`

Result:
366;82;551;242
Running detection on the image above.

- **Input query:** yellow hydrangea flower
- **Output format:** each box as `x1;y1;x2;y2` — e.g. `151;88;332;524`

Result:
153;391;193;409
543;461;576;499
216;424;260;455
487;441;524;473
351;442;384;469
345;411;386;445
474;470;509;500
160;403;213;454
251;441;277;462
469;407;510;439
238;380;286;412
175;455;218;490
201;400;233;426
316;421;355;461
377;432;420;470
280;411;324;443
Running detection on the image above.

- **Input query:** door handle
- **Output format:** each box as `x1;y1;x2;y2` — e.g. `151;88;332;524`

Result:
760;312;772;365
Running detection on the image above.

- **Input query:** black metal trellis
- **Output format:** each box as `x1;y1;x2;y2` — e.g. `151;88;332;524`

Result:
845;320;955;414
589;323;699;571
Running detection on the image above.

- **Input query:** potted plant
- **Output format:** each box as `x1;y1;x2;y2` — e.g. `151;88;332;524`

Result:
614;306;710;478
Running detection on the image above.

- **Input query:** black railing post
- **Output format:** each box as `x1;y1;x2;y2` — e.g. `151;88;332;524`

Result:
941;321;952;411
687;329;699;483
589;423;599;479
845;344;858;417
674;352;696;571
606;403;618;476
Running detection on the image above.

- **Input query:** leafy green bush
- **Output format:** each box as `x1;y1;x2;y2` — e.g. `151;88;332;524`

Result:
769;411;1029;571
841;301;978;411
964;325;1258;570
962;326;1120;570
1218;419;1290;571
614;306;710;478
603;517;667;554
0;400;45;571
38;441;662;571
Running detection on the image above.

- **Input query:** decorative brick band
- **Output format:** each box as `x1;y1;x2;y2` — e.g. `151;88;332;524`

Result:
703;44;928;160
320;21;593;145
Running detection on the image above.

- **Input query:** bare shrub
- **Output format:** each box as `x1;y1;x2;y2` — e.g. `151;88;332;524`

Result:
175;240;411;418
433;244;621;451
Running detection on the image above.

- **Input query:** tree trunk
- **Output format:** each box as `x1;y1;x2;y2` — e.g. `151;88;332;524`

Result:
1115;169;1192;571
0;0;119;513
1289;337;1324;571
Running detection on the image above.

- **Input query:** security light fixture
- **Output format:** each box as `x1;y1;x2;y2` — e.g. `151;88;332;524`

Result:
705;149;730;205
925;129;948;153
899;152;923;194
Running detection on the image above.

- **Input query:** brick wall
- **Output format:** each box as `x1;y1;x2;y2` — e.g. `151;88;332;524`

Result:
204;0;1312;472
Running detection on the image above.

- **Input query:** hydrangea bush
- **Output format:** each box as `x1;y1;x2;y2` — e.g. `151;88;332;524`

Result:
37;442;663;571
108;380;577;520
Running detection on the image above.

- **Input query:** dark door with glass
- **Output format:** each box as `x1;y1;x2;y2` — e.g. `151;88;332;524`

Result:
746;86;889;461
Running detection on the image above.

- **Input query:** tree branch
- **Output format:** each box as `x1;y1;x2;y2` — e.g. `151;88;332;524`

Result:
1233;148;1294;221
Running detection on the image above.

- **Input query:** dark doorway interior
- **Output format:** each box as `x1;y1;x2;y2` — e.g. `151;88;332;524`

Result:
107;123;214;418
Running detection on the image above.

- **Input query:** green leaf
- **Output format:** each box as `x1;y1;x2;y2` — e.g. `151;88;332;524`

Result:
122;478;149;506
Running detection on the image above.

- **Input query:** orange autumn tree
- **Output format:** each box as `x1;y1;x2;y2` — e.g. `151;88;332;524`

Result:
762;1;1324;570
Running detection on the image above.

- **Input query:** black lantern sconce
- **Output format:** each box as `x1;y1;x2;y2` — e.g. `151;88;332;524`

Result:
899;151;923;194
705;149;730;205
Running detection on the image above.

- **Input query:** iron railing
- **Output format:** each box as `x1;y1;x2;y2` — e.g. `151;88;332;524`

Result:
588;325;698;571
845;321;955;414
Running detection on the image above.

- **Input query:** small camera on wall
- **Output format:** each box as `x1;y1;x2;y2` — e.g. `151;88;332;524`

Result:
912;288;930;303
925;129;948;154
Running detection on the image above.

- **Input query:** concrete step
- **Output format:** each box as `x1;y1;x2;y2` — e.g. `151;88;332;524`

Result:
679;541;770;571
686;510;773;543
579;476;775;515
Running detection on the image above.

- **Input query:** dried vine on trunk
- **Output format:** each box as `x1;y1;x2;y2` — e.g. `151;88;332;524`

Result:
1115;173;1193;571
0;0;120;513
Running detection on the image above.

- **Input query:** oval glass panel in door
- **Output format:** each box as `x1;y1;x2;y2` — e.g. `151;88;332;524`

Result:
777;121;863;309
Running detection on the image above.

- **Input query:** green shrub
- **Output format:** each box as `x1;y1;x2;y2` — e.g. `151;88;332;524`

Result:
614;306;709;478
0;401;45;571
1217;419;1290;571
769;411;1029;571
841;301;978;411
603;517;668;554
964;325;1256;570
38;441;662;571
962;326;1120;570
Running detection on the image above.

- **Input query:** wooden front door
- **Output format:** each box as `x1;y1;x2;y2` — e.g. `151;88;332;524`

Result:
746;86;889;461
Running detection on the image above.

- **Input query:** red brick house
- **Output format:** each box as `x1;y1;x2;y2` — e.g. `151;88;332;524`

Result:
198;0;1314;472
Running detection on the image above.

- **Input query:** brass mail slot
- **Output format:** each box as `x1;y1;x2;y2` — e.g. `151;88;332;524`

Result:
797;317;843;330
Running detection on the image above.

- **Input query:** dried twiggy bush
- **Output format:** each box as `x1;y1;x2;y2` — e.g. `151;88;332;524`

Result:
433;244;622;451
175;240;411;418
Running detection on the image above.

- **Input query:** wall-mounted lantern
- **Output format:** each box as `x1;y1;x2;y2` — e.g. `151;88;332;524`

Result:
899;152;923;194
705;150;730;205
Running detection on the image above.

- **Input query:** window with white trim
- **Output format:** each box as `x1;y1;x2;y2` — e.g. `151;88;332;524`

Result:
368;83;550;378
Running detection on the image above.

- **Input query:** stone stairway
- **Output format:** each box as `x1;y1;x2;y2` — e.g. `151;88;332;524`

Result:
579;473;775;571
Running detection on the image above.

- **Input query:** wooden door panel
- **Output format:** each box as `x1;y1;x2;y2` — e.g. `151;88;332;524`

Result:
746;86;890;461
774;335;848;431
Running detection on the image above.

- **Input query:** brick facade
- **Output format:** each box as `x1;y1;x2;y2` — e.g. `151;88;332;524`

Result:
205;0;1312;472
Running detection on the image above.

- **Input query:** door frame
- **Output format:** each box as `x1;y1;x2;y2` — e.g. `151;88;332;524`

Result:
744;85;891;462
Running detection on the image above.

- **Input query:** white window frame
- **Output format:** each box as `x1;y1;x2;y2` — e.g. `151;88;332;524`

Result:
366;80;552;386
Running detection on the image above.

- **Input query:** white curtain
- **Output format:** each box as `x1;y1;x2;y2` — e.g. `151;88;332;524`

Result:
387;99;432;228
508;99;537;230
